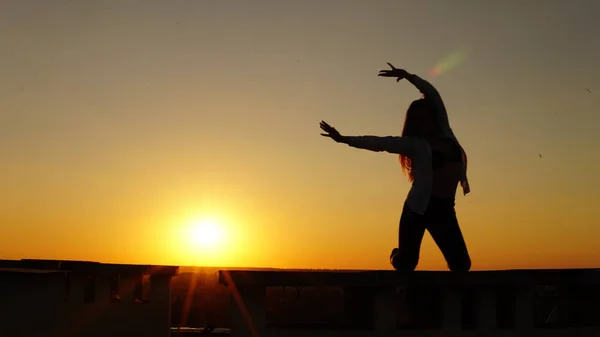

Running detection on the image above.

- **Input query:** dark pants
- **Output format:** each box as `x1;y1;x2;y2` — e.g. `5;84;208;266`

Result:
391;197;471;272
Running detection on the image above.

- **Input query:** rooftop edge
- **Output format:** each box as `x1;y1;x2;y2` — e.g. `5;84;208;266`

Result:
0;259;179;276
218;269;600;287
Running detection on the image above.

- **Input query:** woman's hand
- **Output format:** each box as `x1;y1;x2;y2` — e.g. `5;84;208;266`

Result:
320;121;344;142
378;62;409;82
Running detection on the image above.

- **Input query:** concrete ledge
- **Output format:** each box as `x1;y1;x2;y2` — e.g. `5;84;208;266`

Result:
259;327;600;337
0;259;179;337
218;269;600;287
0;268;64;274
218;268;600;337
0;259;179;276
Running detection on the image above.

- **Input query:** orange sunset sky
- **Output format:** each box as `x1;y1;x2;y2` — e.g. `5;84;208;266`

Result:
1;0;599;271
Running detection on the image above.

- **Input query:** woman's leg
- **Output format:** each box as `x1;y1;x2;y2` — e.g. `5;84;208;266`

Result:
391;202;426;271
427;208;471;272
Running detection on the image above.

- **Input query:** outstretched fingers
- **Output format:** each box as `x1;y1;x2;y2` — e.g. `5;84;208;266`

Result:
379;66;406;82
320;121;339;140
378;62;396;75
378;70;395;77
320;120;332;131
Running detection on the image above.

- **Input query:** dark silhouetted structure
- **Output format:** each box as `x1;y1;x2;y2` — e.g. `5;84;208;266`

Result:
0;259;178;337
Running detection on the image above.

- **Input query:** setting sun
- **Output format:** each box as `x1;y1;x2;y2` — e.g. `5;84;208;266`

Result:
165;207;251;267
189;218;224;248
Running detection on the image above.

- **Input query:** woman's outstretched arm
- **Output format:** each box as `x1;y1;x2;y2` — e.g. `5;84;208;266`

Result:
320;121;419;156
341;135;417;155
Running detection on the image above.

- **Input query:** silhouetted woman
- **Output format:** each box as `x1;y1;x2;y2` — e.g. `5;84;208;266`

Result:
320;63;471;272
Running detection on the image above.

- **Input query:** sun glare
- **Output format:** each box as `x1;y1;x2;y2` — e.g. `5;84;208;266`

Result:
189;218;224;249
169;210;243;266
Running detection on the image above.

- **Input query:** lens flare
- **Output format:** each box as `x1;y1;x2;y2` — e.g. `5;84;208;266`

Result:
428;50;468;78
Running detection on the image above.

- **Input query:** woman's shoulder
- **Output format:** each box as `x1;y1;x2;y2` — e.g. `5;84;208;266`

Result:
400;135;428;144
428;137;460;150
402;136;432;154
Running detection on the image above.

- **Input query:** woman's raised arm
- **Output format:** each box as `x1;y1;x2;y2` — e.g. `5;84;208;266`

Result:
404;73;454;139
378;63;454;140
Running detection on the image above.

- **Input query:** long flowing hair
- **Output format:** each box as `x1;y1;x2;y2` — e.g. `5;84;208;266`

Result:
399;98;438;182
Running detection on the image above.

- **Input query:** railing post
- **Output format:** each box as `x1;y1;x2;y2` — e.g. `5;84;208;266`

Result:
515;285;535;332
96;275;112;305
68;274;87;303
373;286;397;331
476;285;497;331
118;274;139;303
147;274;173;337
230;286;266;337
442;285;462;331
343;286;374;329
